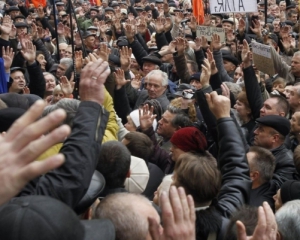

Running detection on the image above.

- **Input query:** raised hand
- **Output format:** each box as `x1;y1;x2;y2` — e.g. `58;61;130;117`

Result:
187;15;197;32
0;15;13;36
193;37;202;51
221;83;230;99
174;12;184;25
236;202;277;240
20;40;36;65
203;14;211;26
164;17;172;32
23;86;30;94
137;21;147;35
226;29;235;43
281;36;293;50
250;19;262;36
175;37;185;55
125;24;136;42
9;25;17;39
75;50;83;72
148;186;196;240
241;39;250;62
139;104;156;131
120;46;132;71
2;46;15;72
114;68;130;90
60;76;75;96
206;49;217;75
26;15;33;26
97;43;111;62
79;58;111;105
206;91;231;119
75;31;82;47
200;59;211;88
211;34;223;51
0;100;70;206
57;22;65;36
155;17;165;33
37;6;45;19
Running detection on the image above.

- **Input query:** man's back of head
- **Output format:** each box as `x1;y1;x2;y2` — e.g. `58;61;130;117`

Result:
94;192;160;240
97;141;131;189
276;200;300;240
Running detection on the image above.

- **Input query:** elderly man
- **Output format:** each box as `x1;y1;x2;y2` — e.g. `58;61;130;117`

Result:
253;115;296;188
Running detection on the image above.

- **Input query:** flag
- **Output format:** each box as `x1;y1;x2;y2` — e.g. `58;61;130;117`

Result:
31;0;47;8
193;0;204;24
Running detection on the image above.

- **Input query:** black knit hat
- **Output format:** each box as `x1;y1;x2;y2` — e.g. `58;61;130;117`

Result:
280;180;300;204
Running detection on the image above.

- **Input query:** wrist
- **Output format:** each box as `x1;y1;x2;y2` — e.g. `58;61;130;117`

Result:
27;60;36;65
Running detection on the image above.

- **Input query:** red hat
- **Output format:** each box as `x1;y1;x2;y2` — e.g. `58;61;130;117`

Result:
170;127;207;153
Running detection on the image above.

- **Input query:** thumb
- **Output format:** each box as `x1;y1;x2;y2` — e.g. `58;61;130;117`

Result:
205;93;212;107
236;221;247;240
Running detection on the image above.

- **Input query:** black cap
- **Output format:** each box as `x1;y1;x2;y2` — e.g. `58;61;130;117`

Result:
14;22;28;28
0;108;26;132
155;0;163;3
87;26;98;31
281;180;300;204
117;38;128;47
104;7;115;13
144;5;151;11
285;20;295;27
169;1;177;7
105;29;113;36
142;55;162;66
111;2;119;7
83;31;96;39
212;14;224;19
256;115;290;137
14;15;25;20
221;52;239;66
134;7;144;11
10;67;26;74
174;83;196;98
190;72;201;82
268;33;278;44
90;7;99;12
109;54;121;66
6;6;20;13
0;195;115;240
286;4;296;10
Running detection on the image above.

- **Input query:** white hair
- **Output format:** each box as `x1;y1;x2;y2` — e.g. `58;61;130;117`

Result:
146;69;168;86
276;200;300;240
60;58;73;69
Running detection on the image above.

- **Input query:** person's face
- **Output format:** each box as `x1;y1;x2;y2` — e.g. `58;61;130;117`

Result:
10;10;19;19
190;79;202;90
222;22;233;33
210;19;216;26
65;48;73;58
90;10;97;17
82;3;89;11
124;116;137;131
57;5;64;12
288;86;300;110
234;100;251;120
106;11;114;18
102;2;108;8
270;6;279;16
273;20;280;32
215;16;221;24
52;90;64;104
279;1;286;11
253;124;276;149
157;110;176;139
284;85;293;99
84;36;95;49
273;189;283;211
143;62;157;75
36;54;47;70
59;47;67;58
223;60;236;73
44;75;56;92
145;75;167;99
272;83;285;93
16;27;27;36
290;112;300;135
10;71;26;92
260;98;280;117
93;18;99;25
291;55;300;76
131;58;139;70
290;14;298;23
170;144;185;162
56;63;68;78
234;67;243;82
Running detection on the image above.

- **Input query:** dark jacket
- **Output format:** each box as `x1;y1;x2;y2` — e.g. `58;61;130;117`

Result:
19;102;109;214
195;117;251;240
33;38;56;71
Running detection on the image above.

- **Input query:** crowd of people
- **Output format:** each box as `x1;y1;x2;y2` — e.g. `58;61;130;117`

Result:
1;0;300;239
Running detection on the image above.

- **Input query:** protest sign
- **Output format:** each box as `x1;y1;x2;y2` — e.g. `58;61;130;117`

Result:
251;42;276;76
196;26;225;42
210;0;257;14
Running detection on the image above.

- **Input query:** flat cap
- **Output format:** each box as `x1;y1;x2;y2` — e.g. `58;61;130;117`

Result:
104;7;115;12
256;115;290;137
6;6;20;13
190;72;201;82
142;55;162;66
90;7;99;12
286;4;296;10
83;31;96;39
14;22;28;28
56;1;65;5
222;52;239;66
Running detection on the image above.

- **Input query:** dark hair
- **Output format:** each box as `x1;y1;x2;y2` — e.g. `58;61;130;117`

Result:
288;10;298;17
173;152;221;204
36;50;45;59
248;146;276;183
124;132;153;165
96;141;131;188
270;94;290;117
167;105;193;129
186;60;199;73
225;205;258;240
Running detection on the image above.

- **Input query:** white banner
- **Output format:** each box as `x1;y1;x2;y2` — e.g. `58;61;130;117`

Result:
196;26;226;42
210;0;257;14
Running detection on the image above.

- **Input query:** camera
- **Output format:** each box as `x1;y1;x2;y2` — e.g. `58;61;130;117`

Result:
182;91;194;99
